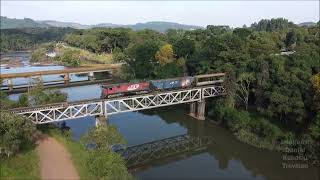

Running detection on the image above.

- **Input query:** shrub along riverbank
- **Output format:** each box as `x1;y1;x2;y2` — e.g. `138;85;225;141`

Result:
41;125;133;180
208;100;320;166
0;111;40;179
1;83;133;179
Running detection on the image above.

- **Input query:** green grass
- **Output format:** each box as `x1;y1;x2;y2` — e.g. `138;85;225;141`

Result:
0;146;40;180
46;129;94;180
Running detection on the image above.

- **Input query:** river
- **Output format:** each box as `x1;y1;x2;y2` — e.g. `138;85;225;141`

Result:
2;52;319;180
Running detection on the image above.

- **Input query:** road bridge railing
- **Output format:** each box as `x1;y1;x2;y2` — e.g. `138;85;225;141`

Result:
9;85;226;124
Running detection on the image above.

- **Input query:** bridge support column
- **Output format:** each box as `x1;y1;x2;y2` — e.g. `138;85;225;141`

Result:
88;71;95;81
7;79;13;92
196;100;206;120
95;115;107;127
189;102;196;117
64;73;70;85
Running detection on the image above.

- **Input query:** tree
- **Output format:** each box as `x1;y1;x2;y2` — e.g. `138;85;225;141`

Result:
81;125;125;151
86;150;132;180
311;73;320;112
124;40;159;79
58;49;81;67
172;38;195;58
235;73;254;110
155;43;174;65
0;111;37;157
285;31;297;50
309;114;320;140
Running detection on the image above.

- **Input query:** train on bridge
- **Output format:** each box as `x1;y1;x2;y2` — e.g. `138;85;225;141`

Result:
101;73;225;98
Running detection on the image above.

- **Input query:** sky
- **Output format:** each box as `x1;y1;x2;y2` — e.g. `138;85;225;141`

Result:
1;1;319;27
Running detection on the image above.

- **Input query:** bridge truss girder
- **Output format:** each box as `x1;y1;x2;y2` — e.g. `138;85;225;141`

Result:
13;85;225;124
115;134;213;168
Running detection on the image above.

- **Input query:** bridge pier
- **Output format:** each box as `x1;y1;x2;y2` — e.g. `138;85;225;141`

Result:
188;100;206;120
197;100;206;120
88;71;95;81
189;102;196;117
95;115;107;127
64;73;70;85
7;79;13;92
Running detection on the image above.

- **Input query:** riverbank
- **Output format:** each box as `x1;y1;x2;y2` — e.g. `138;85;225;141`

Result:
0;145;40;179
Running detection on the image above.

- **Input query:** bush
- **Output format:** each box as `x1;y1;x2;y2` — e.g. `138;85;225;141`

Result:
81;125;126;151
249;118;283;140
87;150;132;180
0;111;37;157
58;49;81;67
309;113;320;139
209;105;250;132
28;86;67;106
30;47;46;62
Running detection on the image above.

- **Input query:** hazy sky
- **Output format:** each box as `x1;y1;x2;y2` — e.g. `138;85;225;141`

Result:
1;1;319;27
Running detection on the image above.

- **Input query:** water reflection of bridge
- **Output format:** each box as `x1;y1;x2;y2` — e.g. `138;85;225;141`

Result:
115;134;213;169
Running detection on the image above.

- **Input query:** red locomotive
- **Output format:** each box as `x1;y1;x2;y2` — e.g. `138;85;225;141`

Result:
101;82;150;98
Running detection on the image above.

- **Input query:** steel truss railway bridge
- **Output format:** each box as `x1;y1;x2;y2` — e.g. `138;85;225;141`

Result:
10;84;226;124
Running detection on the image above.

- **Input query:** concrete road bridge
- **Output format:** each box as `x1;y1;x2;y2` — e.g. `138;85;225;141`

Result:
9;83;226;124
0;63;122;93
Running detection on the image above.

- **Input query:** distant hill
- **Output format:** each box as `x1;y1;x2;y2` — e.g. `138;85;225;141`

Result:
1;16;50;29
1;16;203;32
298;22;317;27
124;21;202;32
37;20;91;29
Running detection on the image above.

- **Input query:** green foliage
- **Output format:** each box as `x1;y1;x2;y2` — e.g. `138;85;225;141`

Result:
81;125;126;151
309;114;320;139
208;104;285;150
0;27;74;52
57;49;81;67
0;111;37;156
123;40;159;79
64;28;131;53
251;18;295;32
28;83;67;106
0;146;40;179
112;47;127;62
30;47;47;62
86;150;132;180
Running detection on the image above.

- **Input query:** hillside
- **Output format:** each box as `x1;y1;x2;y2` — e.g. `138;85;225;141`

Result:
298;22;317;27
1;16;202;32
124;21;202;32
1;16;50;29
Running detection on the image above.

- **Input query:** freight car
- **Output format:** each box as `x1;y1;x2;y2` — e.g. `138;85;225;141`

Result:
150;76;195;90
101;74;224;99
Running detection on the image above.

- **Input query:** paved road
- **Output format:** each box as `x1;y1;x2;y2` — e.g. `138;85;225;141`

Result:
37;135;79;180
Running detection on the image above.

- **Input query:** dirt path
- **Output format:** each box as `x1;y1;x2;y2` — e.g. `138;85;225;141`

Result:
37;135;79;180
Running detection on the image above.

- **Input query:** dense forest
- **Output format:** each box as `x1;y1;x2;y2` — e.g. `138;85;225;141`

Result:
1;18;320;162
0;27;74;52
63;18;320;160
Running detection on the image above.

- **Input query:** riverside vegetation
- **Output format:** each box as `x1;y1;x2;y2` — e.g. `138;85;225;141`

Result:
1;17;320;175
0;83;133;179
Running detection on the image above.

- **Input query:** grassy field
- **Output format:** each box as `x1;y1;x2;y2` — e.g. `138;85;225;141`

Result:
0;146;40;180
